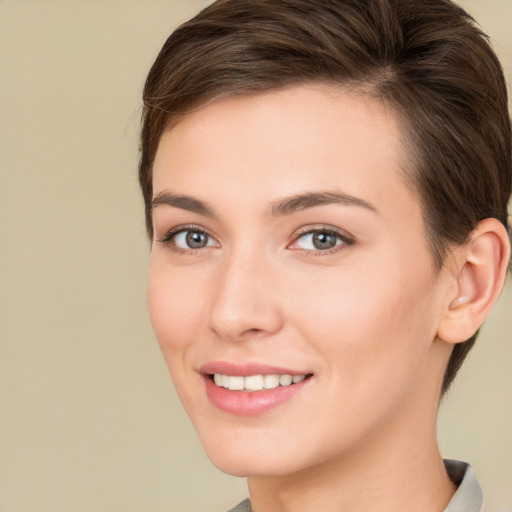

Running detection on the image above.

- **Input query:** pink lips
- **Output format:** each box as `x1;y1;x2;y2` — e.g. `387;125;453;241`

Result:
200;361;308;377
200;362;312;416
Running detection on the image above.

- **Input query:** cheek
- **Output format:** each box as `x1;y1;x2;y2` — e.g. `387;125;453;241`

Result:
147;259;206;355
286;257;438;385
147;259;211;416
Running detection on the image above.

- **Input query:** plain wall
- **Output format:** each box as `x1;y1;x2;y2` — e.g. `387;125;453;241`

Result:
0;1;510;511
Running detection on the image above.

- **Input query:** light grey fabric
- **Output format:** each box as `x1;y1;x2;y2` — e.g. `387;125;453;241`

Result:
226;498;251;512
226;460;483;512
444;460;484;512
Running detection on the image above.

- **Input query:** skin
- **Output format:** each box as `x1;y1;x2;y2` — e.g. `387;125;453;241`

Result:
147;85;506;511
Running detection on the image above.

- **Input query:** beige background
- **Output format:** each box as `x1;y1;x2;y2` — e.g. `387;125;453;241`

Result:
0;1;511;511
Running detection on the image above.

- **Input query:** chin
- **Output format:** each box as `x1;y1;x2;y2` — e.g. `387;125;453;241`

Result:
208;451;300;478
194;424;314;478
198;434;274;476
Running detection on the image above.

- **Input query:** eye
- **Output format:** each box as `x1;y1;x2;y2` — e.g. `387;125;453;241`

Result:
289;228;351;253
174;230;215;249
157;226;219;251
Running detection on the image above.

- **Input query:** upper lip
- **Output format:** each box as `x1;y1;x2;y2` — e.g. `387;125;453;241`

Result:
200;361;311;377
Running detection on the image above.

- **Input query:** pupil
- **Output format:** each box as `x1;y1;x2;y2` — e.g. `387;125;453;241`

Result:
186;231;207;248
313;232;336;250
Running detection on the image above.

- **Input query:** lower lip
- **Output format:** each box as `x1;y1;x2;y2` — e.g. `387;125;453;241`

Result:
204;376;311;416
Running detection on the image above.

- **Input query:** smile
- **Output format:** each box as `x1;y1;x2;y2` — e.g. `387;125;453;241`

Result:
213;373;307;391
202;365;314;415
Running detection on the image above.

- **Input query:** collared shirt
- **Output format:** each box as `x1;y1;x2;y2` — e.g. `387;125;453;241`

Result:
444;460;483;512
227;460;483;512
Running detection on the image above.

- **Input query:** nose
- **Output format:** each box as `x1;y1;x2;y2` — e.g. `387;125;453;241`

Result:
208;250;284;342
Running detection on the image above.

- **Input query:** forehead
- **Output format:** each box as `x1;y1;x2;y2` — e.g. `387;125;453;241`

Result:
153;84;416;213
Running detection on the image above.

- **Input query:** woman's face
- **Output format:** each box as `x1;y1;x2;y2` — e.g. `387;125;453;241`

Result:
148;85;451;477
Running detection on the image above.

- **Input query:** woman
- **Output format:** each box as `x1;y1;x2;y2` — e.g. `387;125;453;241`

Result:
139;1;511;510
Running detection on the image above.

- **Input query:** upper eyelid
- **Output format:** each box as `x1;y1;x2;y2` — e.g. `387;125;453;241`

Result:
156;224;217;244
291;225;353;241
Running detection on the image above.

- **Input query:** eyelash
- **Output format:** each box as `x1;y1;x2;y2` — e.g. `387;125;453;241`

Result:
156;225;353;255
156;224;215;255
289;226;353;256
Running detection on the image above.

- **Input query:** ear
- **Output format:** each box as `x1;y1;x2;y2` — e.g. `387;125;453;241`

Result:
437;218;511;344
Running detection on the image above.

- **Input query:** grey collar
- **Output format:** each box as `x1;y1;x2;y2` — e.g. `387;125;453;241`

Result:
444;459;484;512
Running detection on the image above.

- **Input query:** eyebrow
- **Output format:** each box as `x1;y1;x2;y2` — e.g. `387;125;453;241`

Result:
152;192;216;217
151;190;379;218
267;191;379;217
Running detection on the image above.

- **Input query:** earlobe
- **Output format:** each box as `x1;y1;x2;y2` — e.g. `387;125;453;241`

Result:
437;218;511;344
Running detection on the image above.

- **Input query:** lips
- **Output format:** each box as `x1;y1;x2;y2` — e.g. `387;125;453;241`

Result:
201;361;310;376
200;362;313;415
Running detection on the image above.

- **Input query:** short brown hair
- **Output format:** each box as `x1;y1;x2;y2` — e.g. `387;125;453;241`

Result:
139;0;511;394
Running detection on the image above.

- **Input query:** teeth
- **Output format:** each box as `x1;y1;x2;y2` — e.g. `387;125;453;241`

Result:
213;373;308;391
263;374;280;389
245;375;264;391
279;374;293;386
228;376;245;391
